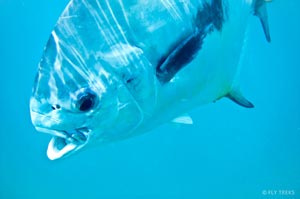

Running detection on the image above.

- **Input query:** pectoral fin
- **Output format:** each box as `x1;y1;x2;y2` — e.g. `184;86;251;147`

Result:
156;29;204;84
172;114;193;125
254;0;271;42
226;90;254;108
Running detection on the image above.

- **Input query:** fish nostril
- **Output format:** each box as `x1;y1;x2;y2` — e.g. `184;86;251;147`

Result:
51;104;61;111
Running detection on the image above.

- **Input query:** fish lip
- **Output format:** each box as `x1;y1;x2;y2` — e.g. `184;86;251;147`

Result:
35;127;90;160
47;136;80;160
35;127;90;142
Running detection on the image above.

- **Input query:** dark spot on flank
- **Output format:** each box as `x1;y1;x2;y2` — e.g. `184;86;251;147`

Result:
155;0;226;84
126;78;134;84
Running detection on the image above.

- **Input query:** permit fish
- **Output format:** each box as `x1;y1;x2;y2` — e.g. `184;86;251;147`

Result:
30;0;271;160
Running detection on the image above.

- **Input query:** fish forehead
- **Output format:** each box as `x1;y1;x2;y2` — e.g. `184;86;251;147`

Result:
50;0;201;59
33;0;138;100
33;28;115;102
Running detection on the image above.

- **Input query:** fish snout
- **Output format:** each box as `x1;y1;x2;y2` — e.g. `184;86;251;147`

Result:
30;98;63;130
30;97;93;160
31;110;91;160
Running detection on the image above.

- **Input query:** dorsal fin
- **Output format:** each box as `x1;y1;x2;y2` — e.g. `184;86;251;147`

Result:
254;0;271;42
226;90;254;108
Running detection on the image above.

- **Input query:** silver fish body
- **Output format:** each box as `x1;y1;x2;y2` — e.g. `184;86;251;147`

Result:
30;0;270;160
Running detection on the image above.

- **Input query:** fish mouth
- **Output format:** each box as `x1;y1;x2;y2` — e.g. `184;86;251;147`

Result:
36;127;90;160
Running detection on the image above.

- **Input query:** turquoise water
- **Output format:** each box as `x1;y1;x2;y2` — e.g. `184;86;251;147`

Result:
0;1;299;199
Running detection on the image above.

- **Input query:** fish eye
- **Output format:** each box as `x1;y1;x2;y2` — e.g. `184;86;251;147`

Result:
75;88;98;112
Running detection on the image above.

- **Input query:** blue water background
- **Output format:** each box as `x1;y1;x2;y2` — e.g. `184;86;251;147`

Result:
0;1;299;198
